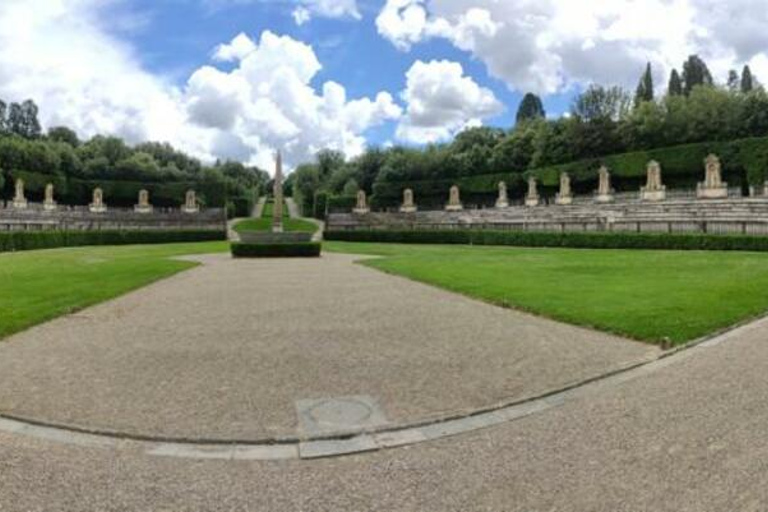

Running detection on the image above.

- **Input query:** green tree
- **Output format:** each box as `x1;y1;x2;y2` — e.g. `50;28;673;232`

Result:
572;85;631;122
48;126;80;147
316;149;344;181
634;63;654;108
682;55;713;96
741;65;755;93
516;93;546;123
728;70;740;92
668;69;683;96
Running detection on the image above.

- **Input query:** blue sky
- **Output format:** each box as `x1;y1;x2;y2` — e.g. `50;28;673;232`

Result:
0;0;765;171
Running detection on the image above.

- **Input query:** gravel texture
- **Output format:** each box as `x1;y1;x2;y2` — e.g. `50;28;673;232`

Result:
0;317;765;511
0;253;654;441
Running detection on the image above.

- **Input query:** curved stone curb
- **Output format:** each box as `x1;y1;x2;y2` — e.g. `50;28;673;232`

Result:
1;314;765;461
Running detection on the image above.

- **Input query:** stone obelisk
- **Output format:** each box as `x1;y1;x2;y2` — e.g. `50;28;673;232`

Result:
273;150;284;233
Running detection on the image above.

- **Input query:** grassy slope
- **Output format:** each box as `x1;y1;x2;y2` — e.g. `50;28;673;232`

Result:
0;241;228;340
325;242;768;344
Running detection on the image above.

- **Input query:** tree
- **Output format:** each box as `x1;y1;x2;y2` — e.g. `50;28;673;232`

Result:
516;93;546;123
668;69;683;96
7;102;24;136
634;63;654;108
741;65;755;93
20;100;42;138
0;100;6;134
572;85;631;122
316;149;344;180
728;70;740;92
682;55;713;96
48;126;80;147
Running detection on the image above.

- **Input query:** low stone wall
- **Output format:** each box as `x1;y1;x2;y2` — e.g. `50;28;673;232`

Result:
0;203;226;232
327;198;768;236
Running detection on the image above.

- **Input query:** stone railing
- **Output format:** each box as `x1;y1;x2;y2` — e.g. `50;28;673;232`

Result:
0;202;226;232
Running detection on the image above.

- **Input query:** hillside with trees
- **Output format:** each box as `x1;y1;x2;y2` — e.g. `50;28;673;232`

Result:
0;100;269;217
293;56;768;215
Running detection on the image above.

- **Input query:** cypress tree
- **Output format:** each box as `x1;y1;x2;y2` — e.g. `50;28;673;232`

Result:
515;93;546;123
682;55;713;95
741;65;754;93
634;62;654;108
727;70;740;91
668;69;683;96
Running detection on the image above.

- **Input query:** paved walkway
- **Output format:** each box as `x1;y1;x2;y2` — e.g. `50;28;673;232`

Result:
0;253;654;442
1;315;766;510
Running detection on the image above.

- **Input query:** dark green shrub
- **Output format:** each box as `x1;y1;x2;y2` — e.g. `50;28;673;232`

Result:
313;191;329;220
325;229;768;252
230;242;322;258
0;230;225;253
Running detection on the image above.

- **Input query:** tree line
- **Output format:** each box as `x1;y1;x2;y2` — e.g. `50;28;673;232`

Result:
0;101;269;215
292;55;768;216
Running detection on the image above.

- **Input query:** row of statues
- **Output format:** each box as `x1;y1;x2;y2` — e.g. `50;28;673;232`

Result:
352;154;742;214
9;180;200;214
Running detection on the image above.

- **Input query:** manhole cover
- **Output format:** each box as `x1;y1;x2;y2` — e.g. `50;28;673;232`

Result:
296;395;387;436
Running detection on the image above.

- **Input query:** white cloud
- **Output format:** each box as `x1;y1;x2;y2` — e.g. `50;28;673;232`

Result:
212;32;257;62
292;0;361;25
396;59;502;144
376;0;768;95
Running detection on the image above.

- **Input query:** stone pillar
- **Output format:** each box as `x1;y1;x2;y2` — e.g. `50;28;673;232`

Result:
525;176;540;207
353;189;370;214
555;173;573;205
134;189;153;213
640;160;666;202
595;165;614;203
400;188;417;213
43;183;57;211
12;178;28;209
182;190;199;214
697;154;728;199
445;185;463;211
496;181;509;208
89;187;107;213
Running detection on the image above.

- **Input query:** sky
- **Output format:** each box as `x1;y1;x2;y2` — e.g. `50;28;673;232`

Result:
0;0;767;172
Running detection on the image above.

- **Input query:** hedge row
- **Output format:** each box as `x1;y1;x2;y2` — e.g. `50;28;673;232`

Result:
325;229;768;252
372;136;768;207
230;242;322;258
0;229;226;253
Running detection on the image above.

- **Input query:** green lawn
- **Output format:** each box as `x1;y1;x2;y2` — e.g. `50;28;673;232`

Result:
233;217;319;234
0;241;228;340
325;242;768;344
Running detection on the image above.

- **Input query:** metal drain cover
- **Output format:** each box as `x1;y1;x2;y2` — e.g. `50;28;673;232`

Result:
296;395;387;436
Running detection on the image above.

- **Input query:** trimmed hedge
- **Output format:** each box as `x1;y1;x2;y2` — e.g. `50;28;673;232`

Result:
372;136;768;207
325;229;768;252
0;229;226;253
230;242;322;258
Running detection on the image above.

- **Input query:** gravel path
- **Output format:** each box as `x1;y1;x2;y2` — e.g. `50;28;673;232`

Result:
0;252;654;441
0;315;765;511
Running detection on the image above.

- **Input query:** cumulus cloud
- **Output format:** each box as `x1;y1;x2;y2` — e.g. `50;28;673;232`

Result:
396;60;502;144
292;0;361;25
376;0;768;95
0;1;399;172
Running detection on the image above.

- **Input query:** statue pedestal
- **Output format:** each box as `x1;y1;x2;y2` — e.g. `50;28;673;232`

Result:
697;183;728;199
43;201;57;211
400;205;417;213
12;199;28;209
555;194;572;205
89;204;107;213
640;187;666;202
525;196;540;207
595;194;614;203
445;204;463;211
182;206;200;214
134;205;153;214
495;199;509;208
352;207;370;215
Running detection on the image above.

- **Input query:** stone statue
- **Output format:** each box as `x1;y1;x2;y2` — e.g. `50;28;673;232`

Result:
400;188;417;213
182;190;199;214
496;181;509;208
353;189;370;214
525;176;540;207
640;160;666;202
555;173;573;205
595;165;614;203
445;185;463;211
697;154;728;199
273;151;284;232
89;187;107;213
135;189;153;213
43;183;57;211
12;178;27;209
